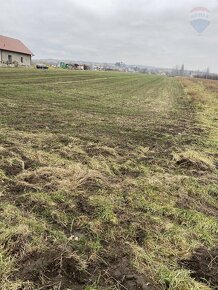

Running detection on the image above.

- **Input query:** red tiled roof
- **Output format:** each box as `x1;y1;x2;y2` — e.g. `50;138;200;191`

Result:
0;35;33;55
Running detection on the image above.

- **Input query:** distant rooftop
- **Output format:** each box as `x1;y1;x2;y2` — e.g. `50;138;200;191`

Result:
0;35;33;55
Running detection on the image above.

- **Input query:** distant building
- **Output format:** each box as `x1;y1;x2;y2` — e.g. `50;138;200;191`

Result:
180;64;185;76
0;35;33;67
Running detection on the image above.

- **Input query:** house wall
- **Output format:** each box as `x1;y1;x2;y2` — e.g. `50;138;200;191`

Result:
0;50;31;66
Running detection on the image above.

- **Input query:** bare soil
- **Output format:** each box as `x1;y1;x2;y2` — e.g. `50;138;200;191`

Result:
180;247;218;289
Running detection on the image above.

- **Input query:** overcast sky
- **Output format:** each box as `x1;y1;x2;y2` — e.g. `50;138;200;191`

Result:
1;0;218;72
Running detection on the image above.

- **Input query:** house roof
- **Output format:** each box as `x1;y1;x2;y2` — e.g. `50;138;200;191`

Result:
0;35;33;55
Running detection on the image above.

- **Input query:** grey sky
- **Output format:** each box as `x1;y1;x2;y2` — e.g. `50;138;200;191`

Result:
1;0;218;72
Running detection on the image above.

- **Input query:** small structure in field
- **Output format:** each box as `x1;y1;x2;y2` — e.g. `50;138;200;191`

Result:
0;35;33;67
59;62;90;70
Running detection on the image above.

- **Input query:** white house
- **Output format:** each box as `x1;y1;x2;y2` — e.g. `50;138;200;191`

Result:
0;35;33;67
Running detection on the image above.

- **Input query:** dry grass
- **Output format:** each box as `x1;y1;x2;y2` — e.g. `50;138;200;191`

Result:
0;70;217;289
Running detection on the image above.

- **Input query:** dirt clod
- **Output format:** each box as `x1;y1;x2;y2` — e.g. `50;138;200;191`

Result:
109;257;158;290
180;247;218;289
17;247;88;289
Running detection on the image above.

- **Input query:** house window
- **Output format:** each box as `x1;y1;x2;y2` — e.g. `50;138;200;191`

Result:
21;57;23;63
8;55;12;64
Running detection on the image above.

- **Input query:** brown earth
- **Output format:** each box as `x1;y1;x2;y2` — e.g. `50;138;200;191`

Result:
180;247;218;289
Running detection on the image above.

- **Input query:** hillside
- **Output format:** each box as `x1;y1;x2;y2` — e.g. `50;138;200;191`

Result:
0;69;217;290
